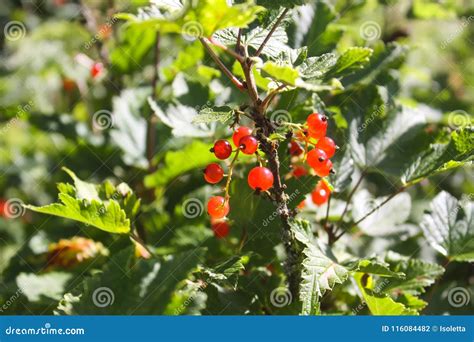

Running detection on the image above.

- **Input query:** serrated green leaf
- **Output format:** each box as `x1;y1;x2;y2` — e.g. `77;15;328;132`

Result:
402;127;474;185
297;53;337;79
346;258;405;278
420;191;474;262
291;219;348;315
382;252;444;295
261;61;299;86
300;244;348;315
121;0;264;38
328;146;354;193
25;169;132;234
326;47;373;79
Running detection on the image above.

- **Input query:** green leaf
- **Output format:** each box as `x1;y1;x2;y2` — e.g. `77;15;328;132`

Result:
261;61;299;86
382;252;444;295
354;273;417;315
420;191;474;262
401;127;474;185
297;53;337;79
349;103;426;170
25;168;133;234
328;146;354;193
300;244;348;315
411;0;456;19
326;47;373;79
145;140;216;188
149;98;215;137
304;0;340;56
291;219;348;315
192;105;234;124
110;88;150;168
343;42;407;86
121;0;264;38
346;258;405;278
162;42;205;81
110;25;157;73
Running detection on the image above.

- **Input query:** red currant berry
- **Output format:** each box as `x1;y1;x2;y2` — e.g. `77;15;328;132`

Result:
239;135;258;154
212;221;230;238
289;140;304;156
311;185;330;206
248;166;274;191
292;165;307;178
313;159;333;178
90;62;104;78
307;113;327;140
306;148;328;170
212;140;232;160
207;196;230;219
232;126;252;147
204;163;224;184
315;137;336;158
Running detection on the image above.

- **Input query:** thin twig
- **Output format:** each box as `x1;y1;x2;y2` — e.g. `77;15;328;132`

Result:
208;36;244;62
260;84;287;111
236;29;243;54
255;8;289;58
323;195;331;229
200;38;245;91
337;170;366;227
334;187;406;241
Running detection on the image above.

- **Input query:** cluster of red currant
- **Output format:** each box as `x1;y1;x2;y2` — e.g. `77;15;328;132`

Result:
203;126;275;238
288;113;336;207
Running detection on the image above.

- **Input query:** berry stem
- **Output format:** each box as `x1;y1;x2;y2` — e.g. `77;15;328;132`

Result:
224;149;241;199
